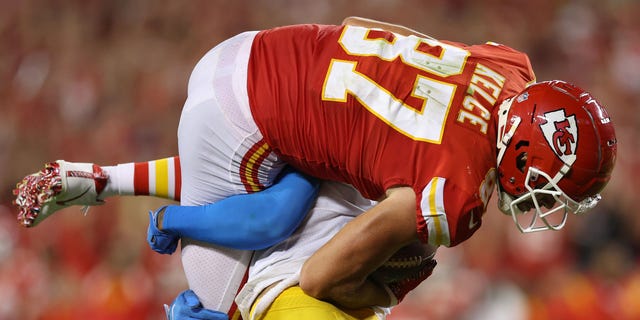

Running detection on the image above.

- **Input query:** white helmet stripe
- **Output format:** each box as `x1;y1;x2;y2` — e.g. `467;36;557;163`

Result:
496;97;520;166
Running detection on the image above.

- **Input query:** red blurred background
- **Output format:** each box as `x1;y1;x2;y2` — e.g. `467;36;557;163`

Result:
1;1;639;319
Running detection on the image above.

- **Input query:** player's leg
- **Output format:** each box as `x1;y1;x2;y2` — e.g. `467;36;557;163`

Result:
101;156;182;201
13;156;182;227
13;28;281;316
174;95;255;311
176;29;287;314
256;286;380;320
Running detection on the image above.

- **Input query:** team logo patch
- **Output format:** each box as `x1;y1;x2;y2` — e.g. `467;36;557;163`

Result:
539;109;578;163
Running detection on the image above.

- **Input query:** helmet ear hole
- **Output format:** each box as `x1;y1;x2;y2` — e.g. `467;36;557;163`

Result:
516;152;527;173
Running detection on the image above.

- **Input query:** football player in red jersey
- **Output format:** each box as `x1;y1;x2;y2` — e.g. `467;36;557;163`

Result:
14;16;617;319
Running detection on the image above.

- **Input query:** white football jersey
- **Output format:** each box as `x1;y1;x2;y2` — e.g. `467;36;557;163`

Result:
235;181;385;319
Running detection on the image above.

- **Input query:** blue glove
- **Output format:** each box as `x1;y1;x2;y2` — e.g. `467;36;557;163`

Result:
165;290;228;320
148;206;179;255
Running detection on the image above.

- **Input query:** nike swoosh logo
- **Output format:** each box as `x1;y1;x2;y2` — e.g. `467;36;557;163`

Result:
468;212;478;229
56;187;91;206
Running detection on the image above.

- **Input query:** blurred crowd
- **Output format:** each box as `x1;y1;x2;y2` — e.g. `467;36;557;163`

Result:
0;0;638;319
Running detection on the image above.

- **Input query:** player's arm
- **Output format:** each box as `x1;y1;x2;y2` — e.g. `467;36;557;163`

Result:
299;186;419;308
342;16;435;39
147;167;320;253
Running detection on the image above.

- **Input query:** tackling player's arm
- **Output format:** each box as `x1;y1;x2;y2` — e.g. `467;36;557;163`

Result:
342;16;435;40
299;186;419;308
147;168;320;254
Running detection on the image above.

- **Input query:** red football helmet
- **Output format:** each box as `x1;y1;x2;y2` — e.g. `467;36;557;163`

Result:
496;80;617;233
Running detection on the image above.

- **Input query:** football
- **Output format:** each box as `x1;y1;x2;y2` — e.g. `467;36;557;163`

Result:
371;241;436;283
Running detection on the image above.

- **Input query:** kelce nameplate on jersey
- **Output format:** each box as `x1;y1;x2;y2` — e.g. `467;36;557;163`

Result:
456;63;505;135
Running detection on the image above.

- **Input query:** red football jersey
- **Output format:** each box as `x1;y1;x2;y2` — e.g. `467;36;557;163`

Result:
247;24;535;246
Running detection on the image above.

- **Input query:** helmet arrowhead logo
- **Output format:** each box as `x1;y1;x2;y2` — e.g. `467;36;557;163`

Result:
540;109;578;164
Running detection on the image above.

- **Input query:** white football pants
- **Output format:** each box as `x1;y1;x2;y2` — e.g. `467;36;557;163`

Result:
177;30;284;312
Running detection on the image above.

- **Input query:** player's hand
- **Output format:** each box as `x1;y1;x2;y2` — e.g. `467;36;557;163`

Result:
147;206;179;255
385;258;437;304
165;290;229;320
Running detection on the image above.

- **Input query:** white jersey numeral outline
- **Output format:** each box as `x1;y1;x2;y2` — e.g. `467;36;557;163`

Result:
322;25;471;143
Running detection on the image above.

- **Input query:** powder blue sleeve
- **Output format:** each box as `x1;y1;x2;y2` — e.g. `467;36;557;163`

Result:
161;167;319;250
